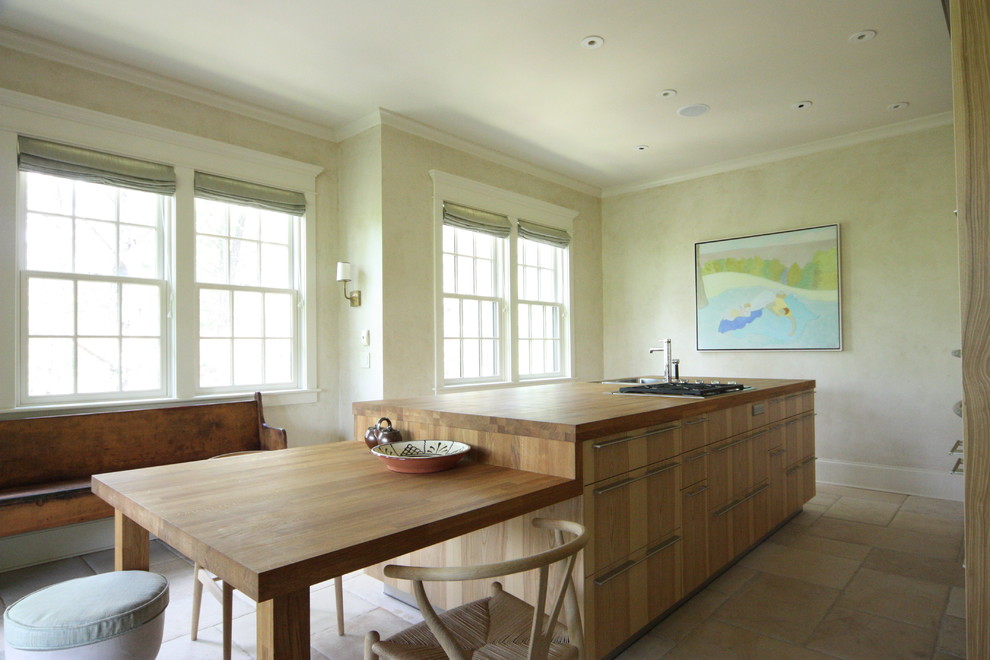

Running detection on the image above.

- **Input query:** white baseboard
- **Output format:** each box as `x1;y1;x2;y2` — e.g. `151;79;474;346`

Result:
0;518;115;573
816;458;965;502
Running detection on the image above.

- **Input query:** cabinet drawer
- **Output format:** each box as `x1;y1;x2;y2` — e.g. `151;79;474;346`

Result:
681;480;709;594
784;389;815;417
583;459;681;574
586;532;683;659
583;422;682;484
681;446;709;487
783;411;815;464
681;413;710;452
708;427;768;509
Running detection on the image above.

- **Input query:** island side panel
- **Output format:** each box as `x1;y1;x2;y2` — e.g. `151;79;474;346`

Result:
353;413;579;479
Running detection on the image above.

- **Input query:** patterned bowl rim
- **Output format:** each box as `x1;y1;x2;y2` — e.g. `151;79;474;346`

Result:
370;440;471;459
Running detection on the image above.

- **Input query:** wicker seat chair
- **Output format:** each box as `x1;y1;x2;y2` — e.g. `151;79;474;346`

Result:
364;518;588;660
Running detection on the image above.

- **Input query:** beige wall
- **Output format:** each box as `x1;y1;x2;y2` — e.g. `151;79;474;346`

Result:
0;46;341;446
603;124;963;497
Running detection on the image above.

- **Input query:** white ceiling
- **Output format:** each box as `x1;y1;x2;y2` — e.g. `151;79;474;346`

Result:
0;0;951;192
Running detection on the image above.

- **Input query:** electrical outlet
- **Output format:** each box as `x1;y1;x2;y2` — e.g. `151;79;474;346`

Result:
361;329;370;346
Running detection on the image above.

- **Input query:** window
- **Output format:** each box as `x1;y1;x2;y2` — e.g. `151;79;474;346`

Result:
9;134;315;408
433;172;575;389
19;138;173;402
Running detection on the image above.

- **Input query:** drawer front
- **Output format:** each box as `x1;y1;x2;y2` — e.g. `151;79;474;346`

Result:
681;446;709;487
681;413;709;452
784;389;815;417
681;480;709;594
583;422;682;484
587;532;683;659
584;459;682;574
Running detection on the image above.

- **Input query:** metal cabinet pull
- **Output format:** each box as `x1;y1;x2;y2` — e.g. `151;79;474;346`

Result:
713;484;769;517
785;463;802;475
645;535;682;559
949;440;964;455
769;448;786;457
685;484;708;497
592;424;681;450
593;536;683;586
593;559;636;586
801;456;817;466
593;461;680;495
683;417;708;426
951;458;964;476
686;450;710;462
713;435;748;453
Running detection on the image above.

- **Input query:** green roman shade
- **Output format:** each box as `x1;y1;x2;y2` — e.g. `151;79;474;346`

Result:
518;219;571;248
17;136;176;195
194;172;307;215
443;202;511;238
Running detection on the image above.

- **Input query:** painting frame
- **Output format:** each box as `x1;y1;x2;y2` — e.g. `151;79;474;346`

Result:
695;224;842;351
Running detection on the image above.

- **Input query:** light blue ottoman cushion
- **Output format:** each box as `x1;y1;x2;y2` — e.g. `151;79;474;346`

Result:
3;571;169;651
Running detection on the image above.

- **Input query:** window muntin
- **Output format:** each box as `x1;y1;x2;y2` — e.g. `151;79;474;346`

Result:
441;224;504;383
194;198;299;392
21;172;167;400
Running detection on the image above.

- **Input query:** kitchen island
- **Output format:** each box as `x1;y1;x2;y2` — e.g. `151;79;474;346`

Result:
353;377;816;659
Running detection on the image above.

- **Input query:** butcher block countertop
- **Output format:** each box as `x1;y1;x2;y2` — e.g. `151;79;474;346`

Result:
353;378;815;442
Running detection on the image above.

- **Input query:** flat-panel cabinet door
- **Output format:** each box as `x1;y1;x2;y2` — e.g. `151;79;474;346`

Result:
645;533;684;621
584;422;681;484
584;460;682;575
681;414;710;452
681;446;709;488
767;446;788;528
681;480;709;595
586;545;651;659
785;460;804;515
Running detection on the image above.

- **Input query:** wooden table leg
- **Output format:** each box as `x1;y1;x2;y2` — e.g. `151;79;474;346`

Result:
257;588;310;660
114;510;149;571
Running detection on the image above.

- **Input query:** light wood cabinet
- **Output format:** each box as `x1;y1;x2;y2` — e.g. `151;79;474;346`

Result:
582;422;682;485
583;457;681;576
680;480;709;594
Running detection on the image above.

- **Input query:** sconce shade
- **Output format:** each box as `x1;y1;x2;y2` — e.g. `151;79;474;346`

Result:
336;261;352;282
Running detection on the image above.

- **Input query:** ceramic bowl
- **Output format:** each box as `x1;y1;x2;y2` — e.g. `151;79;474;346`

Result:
370;440;470;474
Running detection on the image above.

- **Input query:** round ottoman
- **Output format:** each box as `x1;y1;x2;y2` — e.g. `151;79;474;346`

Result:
3;571;169;660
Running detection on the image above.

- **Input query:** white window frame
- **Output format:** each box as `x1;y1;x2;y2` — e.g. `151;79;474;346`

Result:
0;90;321;412
431;170;577;391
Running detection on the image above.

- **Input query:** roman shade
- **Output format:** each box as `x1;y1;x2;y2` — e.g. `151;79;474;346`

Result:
17;137;176;195
194;172;307;215
442;202;511;238
518;219;571;248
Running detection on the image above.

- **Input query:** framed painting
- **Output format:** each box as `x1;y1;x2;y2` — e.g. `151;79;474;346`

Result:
695;224;841;351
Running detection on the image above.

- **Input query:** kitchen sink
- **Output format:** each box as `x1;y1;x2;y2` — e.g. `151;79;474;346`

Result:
597;376;666;385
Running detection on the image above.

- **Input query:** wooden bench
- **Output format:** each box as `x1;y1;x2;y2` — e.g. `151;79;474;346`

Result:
0;394;286;538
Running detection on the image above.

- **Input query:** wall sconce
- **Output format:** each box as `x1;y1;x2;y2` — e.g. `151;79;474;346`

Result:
336;262;362;307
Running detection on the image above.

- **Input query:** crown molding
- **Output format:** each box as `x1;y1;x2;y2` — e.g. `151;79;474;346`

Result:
338;108;601;198
0;27;337;142
603;112;955;198
0;89;324;185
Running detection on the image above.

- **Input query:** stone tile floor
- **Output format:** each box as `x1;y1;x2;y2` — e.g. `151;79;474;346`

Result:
0;484;966;659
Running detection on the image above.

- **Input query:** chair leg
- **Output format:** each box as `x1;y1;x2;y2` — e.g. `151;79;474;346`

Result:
222;581;233;660
335;576;345;636
364;630;380;660
190;562;203;641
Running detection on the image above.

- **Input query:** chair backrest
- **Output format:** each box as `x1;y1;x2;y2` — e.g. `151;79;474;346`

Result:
383;518;588;660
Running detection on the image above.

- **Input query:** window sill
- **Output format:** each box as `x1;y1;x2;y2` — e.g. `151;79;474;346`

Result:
0;389;320;419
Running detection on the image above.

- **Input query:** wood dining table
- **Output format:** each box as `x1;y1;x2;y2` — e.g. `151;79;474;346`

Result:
92;441;579;659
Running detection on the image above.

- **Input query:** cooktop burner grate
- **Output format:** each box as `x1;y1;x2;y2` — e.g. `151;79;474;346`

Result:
618;382;747;397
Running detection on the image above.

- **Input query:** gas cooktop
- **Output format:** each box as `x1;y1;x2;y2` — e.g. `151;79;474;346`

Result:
617;381;748;397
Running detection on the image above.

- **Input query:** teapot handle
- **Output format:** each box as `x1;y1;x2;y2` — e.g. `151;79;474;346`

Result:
375;417;393;431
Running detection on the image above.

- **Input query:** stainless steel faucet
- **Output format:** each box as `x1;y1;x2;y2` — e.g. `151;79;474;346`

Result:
649;338;675;383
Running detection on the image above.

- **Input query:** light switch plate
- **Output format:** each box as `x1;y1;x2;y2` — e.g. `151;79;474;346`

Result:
361;329;370;346
359;352;370;368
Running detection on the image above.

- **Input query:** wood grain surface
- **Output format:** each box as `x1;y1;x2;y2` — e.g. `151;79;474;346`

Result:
353;378;815;442
92;442;578;602
951;1;990;656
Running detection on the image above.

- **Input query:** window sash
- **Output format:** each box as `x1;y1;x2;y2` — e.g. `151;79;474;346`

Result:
20;271;169;403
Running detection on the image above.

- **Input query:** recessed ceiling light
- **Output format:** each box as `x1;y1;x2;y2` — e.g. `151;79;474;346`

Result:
581;35;604;49
677;104;710;118
634;145;649;151
888;101;910;110
849;29;877;43
791;100;814;110
657;89;678;99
